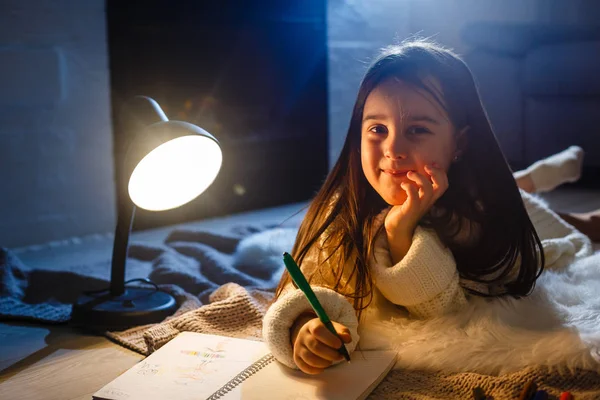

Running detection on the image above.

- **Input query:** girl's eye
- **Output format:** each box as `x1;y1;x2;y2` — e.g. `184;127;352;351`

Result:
407;126;431;135
369;125;388;134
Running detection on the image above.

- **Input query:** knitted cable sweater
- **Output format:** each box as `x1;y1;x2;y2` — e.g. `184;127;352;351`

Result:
262;191;593;369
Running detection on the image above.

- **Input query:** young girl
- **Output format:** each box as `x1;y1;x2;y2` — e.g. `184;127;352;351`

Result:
262;39;593;375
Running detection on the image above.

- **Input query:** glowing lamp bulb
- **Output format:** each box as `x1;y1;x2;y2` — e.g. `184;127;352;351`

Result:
128;135;222;211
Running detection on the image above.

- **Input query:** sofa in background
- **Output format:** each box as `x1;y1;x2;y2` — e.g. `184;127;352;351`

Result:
462;22;600;185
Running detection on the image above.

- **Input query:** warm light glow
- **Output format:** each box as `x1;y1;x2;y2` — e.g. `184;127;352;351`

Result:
128;135;222;211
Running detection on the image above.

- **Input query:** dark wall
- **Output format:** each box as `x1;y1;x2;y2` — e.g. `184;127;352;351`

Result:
0;0;115;248
106;0;328;230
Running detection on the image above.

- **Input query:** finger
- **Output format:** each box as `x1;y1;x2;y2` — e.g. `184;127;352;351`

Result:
424;163;447;191
424;164;449;199
340;332;352;344
309;321;343;349
331;322;352;344
294;353;325;375
297;344;335;368
406;170;433;201
401;181;420;210
305;338;344;362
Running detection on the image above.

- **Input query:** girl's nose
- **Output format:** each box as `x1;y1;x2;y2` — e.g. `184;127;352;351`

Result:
384;135;408;160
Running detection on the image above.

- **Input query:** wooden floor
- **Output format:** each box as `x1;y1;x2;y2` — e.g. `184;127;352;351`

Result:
0;323;143;400
0;189;599;400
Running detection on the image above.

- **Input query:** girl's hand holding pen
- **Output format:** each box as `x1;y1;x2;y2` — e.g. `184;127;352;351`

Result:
291;314;352;375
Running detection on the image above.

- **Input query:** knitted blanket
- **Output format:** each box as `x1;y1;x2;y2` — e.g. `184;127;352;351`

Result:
108;283;600;400
0;224;295;323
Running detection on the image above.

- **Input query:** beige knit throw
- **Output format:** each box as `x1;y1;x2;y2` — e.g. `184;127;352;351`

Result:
107;283;600;400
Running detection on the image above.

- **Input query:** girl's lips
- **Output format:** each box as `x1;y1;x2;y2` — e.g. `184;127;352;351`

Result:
382;169;410;176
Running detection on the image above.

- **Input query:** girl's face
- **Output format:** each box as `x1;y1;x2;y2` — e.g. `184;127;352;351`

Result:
361;78;459;206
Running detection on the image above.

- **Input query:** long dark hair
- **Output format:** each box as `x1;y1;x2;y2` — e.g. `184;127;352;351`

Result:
275;39;545;317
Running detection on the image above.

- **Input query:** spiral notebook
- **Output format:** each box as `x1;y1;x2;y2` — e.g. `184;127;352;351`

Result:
93;331;397;400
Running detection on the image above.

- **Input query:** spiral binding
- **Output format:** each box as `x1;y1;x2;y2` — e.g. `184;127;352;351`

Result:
206;353;275;399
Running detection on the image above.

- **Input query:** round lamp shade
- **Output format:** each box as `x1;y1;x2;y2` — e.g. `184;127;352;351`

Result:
128;134;222;211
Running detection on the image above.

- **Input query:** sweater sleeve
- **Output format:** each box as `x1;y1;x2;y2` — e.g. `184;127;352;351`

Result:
262;236;360;369
262;286;360;369
521;190;593;269
370;225;467;319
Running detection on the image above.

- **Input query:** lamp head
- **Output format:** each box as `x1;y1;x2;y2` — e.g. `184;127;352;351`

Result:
120;97;222;212
127;121;222;211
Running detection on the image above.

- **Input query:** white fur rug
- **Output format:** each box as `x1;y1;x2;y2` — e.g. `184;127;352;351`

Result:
363;251;600;375
234;228;600;375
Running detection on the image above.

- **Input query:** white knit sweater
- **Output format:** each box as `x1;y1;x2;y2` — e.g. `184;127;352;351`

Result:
262;191;593;369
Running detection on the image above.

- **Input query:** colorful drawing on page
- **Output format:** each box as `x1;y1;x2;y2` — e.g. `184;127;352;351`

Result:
180;349;226;360
172;350;230;383
172;365;210;385
179;337;232;361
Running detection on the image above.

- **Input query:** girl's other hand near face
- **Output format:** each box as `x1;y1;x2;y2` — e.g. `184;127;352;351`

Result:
290;314;352;375
384;163;449;262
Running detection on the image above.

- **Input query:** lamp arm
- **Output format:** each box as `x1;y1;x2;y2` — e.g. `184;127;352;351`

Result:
109;200;136;296
109;96;166;296
118;96;169;172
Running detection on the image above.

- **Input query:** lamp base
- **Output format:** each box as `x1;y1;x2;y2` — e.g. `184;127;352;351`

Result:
71;287;177;332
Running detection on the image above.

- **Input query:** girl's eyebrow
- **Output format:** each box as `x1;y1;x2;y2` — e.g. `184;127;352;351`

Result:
407;115;441;125
362;113;388;123
363;113;441;125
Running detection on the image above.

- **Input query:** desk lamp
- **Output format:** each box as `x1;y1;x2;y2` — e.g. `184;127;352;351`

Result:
71;96;222;331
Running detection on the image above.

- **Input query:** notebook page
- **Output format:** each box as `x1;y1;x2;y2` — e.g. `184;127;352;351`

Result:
224;350;397;400
93;332;269;400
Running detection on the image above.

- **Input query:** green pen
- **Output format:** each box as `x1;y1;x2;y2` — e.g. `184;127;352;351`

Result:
282;252;351;362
